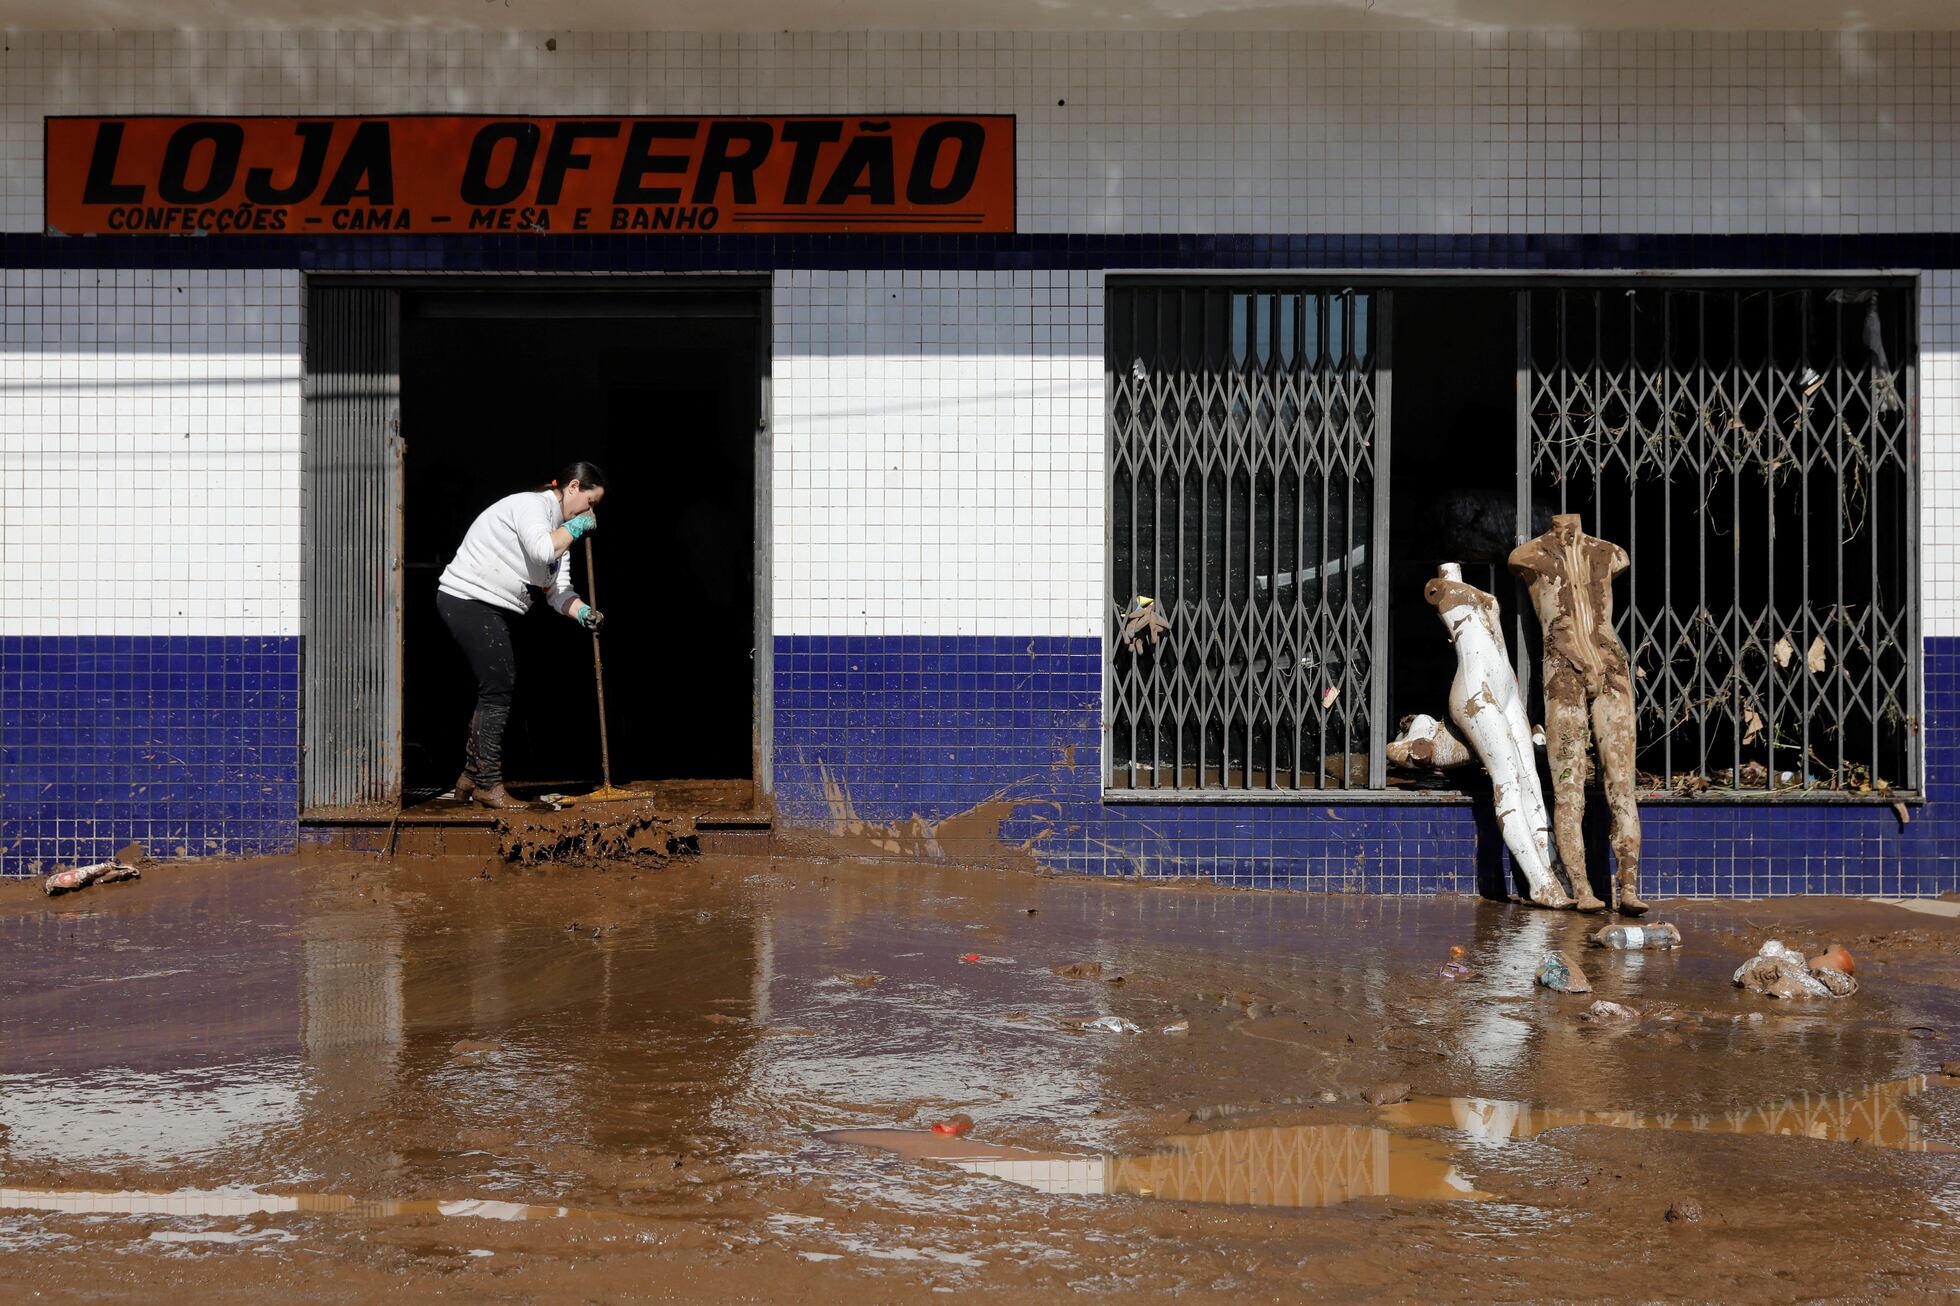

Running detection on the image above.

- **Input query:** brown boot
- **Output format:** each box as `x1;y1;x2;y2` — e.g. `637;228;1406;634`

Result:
449;771;476;802
1615;870;1650;916
474;783;547;813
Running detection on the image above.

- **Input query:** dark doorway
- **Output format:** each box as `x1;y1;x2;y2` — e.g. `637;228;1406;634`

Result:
400;288;762;797
1387;288;1524;778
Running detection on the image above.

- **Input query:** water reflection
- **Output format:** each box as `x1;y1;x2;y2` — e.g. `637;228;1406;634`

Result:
0;860;762;1182
820;1124;1487;1208
0;1185;571;1221
1382;1074;1959;1153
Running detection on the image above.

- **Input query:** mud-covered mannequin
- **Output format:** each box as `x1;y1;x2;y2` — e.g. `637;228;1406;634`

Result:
1507;514;1646;915
1422;563;1572;910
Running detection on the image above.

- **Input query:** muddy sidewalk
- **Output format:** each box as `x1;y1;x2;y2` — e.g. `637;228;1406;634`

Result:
2;853;1957;1301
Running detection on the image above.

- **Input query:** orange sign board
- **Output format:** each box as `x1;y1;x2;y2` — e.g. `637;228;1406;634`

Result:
45;115;1016;236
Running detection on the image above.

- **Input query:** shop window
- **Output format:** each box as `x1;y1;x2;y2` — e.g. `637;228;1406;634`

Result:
1107;279;1919;800
1106;284;1389;792
1523;284;1918;797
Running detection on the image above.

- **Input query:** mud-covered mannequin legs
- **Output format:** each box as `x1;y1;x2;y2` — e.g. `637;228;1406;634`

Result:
1541;660;1608;912
1591;684;1646;914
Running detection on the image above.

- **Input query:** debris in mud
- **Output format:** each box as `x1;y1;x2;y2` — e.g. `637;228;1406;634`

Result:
931;1114;975;1136
1121;594;1171;652
1733;940;1860;999
840;973;883;988
1942;1059;1960;1076
494;807;697;868
1161;1019;1190;1036
1665;1198;1705;1224
1589;922;1682;950
1053;961;1105;980
1582;1000;1640;1022
1535;950;1593;994
1808;943;1855;974
1438;961;1472;981
1076;1015;1142;1035
43;860;141;897
1363;1081;1411;1106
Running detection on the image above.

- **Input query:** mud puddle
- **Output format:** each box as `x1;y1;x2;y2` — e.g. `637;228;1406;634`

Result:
822;1123;1486;1207
0;1185;580;1222
1383;1072;1960;1152
826;1072;1958;1212
4;854;1959;1299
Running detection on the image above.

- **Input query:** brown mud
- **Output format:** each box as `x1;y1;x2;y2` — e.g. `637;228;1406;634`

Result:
2;852;1957;1301
493;800;699;866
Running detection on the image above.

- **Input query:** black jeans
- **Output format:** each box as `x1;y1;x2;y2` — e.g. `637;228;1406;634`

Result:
438;591;521;788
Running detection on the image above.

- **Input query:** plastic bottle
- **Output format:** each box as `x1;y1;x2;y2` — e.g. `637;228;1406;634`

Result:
1589;922;1682;950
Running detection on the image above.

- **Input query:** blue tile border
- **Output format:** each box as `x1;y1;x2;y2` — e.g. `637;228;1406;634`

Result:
4;627;1951;892
3;231;1959;272
0;635;301;876
771;634;1960;897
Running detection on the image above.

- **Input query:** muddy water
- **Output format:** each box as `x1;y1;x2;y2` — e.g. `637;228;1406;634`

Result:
2;854;1958;1299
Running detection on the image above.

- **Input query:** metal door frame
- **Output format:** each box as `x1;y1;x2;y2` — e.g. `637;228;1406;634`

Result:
301;272;775;808
300;285;402;818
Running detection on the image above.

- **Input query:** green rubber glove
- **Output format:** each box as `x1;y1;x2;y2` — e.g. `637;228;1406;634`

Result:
563;510;598;540
576;603;606;632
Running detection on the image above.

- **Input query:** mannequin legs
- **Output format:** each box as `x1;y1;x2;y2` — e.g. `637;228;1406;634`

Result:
1591;684;1646;914
1542;662;1609;913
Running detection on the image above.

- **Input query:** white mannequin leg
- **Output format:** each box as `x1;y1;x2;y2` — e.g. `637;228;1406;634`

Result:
1427;564;1572;909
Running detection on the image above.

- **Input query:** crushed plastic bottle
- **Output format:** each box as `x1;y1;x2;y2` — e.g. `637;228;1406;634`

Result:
1588;922;1683;950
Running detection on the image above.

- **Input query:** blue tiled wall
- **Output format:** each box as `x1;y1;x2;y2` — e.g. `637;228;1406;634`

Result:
772;635;1960;897
0;636;301;875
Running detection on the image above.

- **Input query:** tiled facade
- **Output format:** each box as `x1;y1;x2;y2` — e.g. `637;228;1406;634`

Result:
2;29;1958;892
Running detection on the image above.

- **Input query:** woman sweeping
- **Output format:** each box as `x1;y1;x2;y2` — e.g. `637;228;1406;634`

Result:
437;461;608;810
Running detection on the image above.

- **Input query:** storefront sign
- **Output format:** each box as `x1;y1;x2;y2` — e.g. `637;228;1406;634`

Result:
45;115;1016;235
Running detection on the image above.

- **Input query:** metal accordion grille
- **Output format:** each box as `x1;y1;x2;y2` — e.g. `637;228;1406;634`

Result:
1522;284;1918;796
1107;284;1390;793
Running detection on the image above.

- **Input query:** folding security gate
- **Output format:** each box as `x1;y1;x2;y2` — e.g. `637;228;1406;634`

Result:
1106;284;1391;793
301;287;403;813
1519;283;1918;794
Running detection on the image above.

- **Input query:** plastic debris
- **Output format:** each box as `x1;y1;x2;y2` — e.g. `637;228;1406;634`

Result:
930;1114;975;1135
1160;1019;1190;1036
1080;1016;1142;1035
959;954;982;964
1582;1000;1641;1022
1732;940;1859;999
1589;922;1684;950
1121;596;1171;653
1535;950;1593;994
43;861;141;897
1807;943;1854;974
1438;962;1473;981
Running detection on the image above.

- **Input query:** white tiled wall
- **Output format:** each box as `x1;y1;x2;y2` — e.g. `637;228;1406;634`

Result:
772;270;1103;636
4;30;1958;237
0;269;303;637
1;31;1958;640
1924;273;1960;637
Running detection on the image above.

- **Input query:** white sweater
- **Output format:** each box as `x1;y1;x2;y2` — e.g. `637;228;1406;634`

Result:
437;490;583;618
